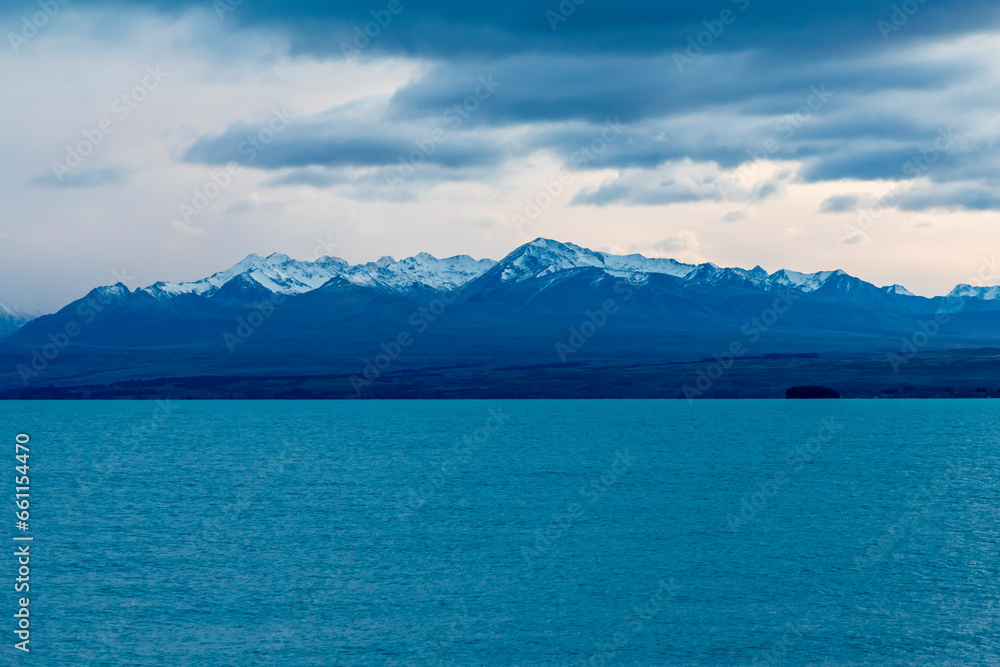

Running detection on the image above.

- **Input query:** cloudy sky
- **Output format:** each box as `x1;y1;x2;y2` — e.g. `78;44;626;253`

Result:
3;0;1000;312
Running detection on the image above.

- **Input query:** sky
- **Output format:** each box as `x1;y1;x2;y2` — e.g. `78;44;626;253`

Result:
2;0;1000;312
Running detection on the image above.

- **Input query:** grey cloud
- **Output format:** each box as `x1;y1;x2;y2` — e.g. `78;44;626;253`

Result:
895;183;1000;211
571;163;785;207
820;194;861;213
52;0;999;61
30;167;123;189
162;5;1000;212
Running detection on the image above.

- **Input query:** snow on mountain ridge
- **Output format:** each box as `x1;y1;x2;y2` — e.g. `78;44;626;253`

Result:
0;303;36;324
347;252;495;292
138;240;877;299
885;284;916;297
948;284;1000;300
115;238;999;303
0;303;28;319
498;239;608;282
143;250;496;298
0;303;36;338
768;269;839;292
493;240;867;295
144;252;334;298
495;238;702;283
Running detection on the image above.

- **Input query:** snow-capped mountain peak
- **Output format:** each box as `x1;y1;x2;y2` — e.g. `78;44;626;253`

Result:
948;284;1000;300
767;269;842;293
78;238;1000;305
494;238;702;283
141;249;497;299
497;239;607;282
0;303;36;338
884;284;916;297
346;252;496;292
144;252;348;299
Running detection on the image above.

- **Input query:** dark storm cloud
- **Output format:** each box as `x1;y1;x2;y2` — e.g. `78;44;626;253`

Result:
387;55;964;126
75;0;1000;211
32;0;1000;59
183;121;506;171
799;147;925;182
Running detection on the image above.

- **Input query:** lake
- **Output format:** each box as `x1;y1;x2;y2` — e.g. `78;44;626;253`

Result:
3;399;998;665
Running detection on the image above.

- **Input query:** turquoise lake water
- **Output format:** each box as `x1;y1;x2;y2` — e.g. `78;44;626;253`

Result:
2;399;998;665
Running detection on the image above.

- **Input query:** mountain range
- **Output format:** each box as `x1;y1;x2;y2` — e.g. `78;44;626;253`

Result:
2;238;1000;399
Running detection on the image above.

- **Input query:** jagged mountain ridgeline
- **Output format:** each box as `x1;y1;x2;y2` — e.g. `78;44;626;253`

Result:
3;238;1000;398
